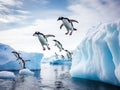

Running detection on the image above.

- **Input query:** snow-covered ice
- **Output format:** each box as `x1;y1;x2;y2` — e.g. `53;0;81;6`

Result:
70;20;120;86
0;71;15;79
19;69;34;76
0;43;43;70
42;55;71;65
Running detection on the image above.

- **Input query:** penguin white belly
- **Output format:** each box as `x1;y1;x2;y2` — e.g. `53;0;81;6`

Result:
63;20;73;30
38;35;47;45
19;60;24;69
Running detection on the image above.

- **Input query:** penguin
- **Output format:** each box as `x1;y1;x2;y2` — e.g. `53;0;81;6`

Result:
64;50;73;61
57;17;79;35
12;51;30;69
53;39;64;52
33;31;55;51
61;55;65;60
12;51;21;60
55;52;59;59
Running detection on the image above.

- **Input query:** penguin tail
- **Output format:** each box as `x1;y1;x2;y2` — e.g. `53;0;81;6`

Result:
73;28;77;31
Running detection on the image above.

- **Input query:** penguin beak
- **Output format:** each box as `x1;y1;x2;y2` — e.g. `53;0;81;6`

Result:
57;18;60;21
12;51;14;53
33;33;35;36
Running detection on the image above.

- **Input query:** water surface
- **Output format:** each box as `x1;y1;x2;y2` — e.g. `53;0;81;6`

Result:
0;63;120;90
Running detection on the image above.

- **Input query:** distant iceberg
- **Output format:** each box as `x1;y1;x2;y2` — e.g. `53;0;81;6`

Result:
42;55;71;65
50;59;71;65
0;43;43;70
70;20;120;86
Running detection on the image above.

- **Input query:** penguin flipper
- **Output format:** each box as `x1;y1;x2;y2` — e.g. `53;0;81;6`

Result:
60;24;64;29
45;34;55;38
70;19;79;23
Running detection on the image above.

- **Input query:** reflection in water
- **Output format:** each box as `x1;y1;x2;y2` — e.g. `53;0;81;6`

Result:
0;63;120;90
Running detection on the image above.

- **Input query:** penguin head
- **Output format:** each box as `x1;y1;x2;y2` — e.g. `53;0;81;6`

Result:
12;51;18;54
53;39;57;42
33;32;38;36
64;50;68;52
57;17;64;21
12;51;21;54
12;51;15;53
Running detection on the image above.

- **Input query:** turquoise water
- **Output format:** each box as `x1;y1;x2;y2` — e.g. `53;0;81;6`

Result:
0;63;120;90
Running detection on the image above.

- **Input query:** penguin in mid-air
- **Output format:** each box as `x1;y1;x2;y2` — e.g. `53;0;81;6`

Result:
12;51;30;69
12;51;21;60
33;32;55;51
53;39;64;52
57;17;79;35
64;50;73;61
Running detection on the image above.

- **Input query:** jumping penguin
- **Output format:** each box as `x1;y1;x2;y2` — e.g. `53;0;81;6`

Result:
12;51;21;60
57;17;79;35
33;31;55;50
53;39;64;52
64;50;73;61
12;51;30;69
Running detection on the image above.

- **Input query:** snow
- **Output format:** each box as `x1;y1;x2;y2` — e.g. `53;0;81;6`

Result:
0;71;15;79
0;43;43;70
70;20;120;86
19;69;34;76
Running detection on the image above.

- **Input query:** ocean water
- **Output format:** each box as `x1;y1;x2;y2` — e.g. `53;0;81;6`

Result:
0;63;120;90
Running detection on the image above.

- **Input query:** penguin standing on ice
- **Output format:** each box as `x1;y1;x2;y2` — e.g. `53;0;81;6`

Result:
55;52;59;59
53;39;64;52
64;50;73;61
12;51;30;69
33;31;55;50
57;17;79;35
61;55;65;60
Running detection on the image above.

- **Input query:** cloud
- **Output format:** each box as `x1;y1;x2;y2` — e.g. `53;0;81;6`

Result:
0;15;27;23
67;0;120;22
16;10;30;14
0;0;29;25
0;0;22;6
32;0;49;4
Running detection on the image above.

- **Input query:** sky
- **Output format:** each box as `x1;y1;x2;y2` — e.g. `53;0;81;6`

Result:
0;0;120;57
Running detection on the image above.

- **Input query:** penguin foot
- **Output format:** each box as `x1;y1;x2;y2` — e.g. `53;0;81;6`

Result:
48;47;50;50
65;33;68;35
43;48;46;51
69;32;72;35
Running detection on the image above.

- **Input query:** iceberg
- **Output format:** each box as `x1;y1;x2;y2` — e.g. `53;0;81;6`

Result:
0;71;16;80
19;69;34;76
42;55;71;65
70;20;120;86
50;59;71;65
0;43;43;70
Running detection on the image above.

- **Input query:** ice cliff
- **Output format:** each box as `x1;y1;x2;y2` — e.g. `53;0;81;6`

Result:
70;20;120;86
0;43;43;70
